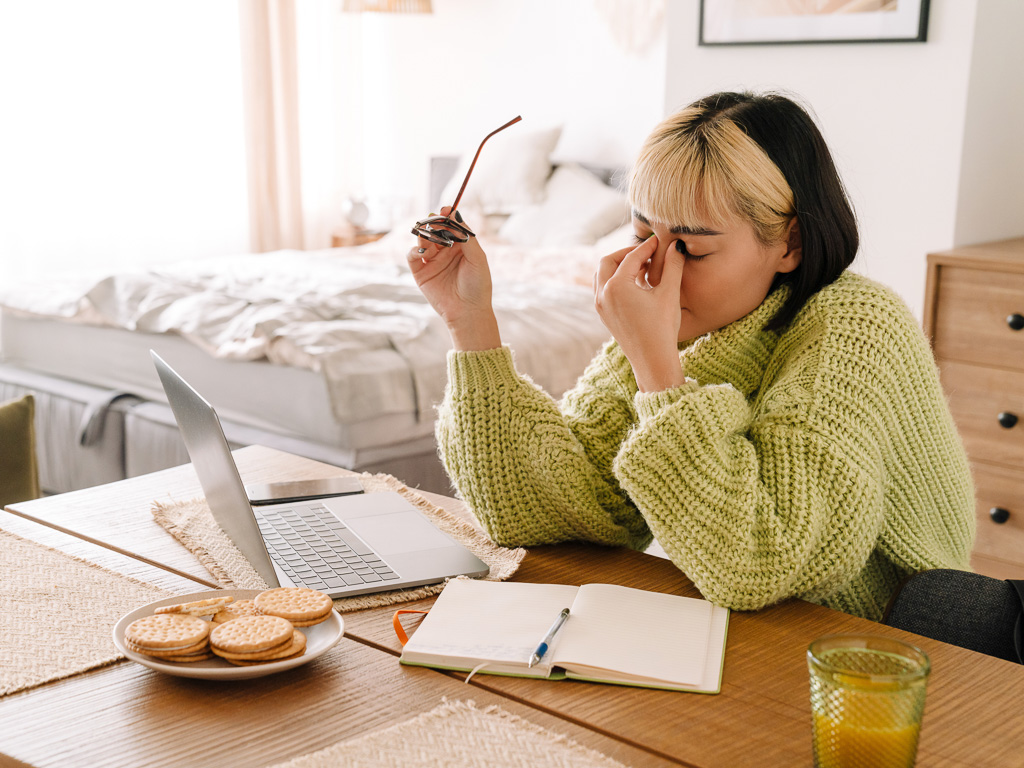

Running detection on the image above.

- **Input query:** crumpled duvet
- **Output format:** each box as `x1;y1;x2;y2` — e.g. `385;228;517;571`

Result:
0;246;610;425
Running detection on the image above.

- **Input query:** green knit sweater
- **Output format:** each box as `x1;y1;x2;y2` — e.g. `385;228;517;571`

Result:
436;272;976;621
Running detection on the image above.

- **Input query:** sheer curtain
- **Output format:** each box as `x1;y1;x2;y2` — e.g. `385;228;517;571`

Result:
238;0;304;252
294;0;343;250
237;0;342;253
0;1;250;284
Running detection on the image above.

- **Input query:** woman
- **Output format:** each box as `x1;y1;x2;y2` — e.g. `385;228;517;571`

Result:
408;91;975;621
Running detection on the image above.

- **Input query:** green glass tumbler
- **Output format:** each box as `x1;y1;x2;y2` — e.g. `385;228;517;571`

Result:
808;634;930;768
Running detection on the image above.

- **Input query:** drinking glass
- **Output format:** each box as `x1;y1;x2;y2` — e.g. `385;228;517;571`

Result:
808;634;930;768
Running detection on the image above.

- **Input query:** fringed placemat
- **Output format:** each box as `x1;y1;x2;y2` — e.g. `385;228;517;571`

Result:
152;473;526;612
267;699;627;768
0;528;171;697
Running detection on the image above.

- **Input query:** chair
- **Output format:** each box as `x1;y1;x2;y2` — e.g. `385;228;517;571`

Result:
0;394;41;507
882;569;1024;664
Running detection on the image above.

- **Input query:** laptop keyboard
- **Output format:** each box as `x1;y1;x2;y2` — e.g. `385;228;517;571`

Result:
255;503;400;592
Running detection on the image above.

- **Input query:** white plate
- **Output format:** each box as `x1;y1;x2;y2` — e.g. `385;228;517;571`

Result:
112;588;344;680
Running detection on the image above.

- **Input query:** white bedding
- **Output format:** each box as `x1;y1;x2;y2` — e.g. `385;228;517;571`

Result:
0;240;612;427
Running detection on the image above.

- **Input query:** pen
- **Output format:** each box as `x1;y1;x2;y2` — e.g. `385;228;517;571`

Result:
528;607;570;668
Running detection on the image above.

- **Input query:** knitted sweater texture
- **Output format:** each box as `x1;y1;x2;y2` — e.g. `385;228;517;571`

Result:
436;272;976;621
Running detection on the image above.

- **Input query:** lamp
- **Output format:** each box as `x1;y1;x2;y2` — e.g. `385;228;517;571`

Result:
342;0;432;11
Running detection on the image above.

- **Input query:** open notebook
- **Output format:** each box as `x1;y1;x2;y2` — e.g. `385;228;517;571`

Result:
399;579;729;693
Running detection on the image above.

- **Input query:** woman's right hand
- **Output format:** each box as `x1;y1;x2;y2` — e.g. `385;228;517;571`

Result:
407;207;501;351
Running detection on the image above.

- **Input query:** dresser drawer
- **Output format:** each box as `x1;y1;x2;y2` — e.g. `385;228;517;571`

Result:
971;462;1024;563
939;359;1024;468
931;266;1024;371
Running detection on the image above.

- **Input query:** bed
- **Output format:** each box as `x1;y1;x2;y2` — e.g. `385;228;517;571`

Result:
0;136;633;496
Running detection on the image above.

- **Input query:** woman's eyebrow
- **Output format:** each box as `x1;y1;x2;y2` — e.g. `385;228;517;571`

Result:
632;211;722;237
669;224;722;236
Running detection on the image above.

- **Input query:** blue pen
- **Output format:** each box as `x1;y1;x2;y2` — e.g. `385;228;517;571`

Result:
528;607;571;668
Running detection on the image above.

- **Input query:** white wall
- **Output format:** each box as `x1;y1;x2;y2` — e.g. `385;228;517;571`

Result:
341;0;1024;318
664;1;988;318
954;0;1024;247
334;0;667;229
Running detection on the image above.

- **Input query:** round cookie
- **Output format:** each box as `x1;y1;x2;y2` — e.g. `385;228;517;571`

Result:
130;642;215;663
155;596;234;617
211;599;261;624
163;651;216;663
125;613;210;651
254;588;333;624
217;629;307;663
127;637;210;657
226;647;305;666
209;614;294;655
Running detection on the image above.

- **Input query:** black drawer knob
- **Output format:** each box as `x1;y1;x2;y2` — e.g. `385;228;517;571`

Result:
998;412;1019;429
990;507;1011;524
1009;313;1024;331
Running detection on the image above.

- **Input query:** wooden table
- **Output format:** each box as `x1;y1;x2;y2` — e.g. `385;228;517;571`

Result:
3;446;1022;767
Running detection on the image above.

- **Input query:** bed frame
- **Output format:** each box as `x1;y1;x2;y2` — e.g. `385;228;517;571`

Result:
0;361;451;497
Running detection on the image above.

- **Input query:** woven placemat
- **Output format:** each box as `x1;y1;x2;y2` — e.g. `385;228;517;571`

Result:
267;698;627;768
0;528;171;697
151;473;526;612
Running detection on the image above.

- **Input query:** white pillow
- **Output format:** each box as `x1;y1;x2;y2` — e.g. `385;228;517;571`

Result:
438;125;562;215
595;223;637;253
498;164;629;247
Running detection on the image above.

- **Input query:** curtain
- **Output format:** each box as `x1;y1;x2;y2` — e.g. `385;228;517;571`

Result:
238;0;305;252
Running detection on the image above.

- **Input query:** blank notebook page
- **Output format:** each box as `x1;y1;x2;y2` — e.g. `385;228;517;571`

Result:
406;580;579;665
553;583;712;686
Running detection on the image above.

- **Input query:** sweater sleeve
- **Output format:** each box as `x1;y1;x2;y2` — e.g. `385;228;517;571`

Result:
615;376;887;612
435;343;653;550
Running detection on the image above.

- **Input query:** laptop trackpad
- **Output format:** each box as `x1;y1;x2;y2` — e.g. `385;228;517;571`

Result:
346;513;454;555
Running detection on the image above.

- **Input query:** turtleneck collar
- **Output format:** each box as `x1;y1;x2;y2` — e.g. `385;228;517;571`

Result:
678;285;788;399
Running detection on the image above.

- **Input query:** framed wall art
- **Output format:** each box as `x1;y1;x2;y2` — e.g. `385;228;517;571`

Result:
699;0;930;46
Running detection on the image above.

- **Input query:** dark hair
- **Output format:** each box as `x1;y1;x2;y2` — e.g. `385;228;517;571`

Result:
688;91;859;330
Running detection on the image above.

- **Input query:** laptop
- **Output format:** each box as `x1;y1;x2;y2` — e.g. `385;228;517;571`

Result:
151;351;489;598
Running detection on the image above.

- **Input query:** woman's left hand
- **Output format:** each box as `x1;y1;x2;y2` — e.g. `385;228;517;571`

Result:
594;235;687;392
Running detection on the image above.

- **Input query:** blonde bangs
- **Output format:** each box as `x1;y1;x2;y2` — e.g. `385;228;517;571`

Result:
628;112;795;245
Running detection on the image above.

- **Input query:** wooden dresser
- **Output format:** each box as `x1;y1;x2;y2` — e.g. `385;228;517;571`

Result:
923;237;1024;579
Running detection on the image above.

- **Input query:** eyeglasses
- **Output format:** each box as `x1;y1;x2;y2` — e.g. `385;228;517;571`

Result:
411;115;522;247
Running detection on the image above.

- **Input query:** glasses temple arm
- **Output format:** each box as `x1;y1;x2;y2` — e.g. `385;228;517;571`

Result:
448;115;522;215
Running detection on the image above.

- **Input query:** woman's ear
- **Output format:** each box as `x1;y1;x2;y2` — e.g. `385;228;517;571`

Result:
776;217;802;274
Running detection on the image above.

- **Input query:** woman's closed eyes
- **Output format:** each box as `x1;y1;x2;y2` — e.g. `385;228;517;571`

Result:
674;239;709;261
631;234;709;261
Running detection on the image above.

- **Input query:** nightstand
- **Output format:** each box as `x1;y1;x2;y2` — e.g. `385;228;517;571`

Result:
923;237;1024;580
331;226;388;248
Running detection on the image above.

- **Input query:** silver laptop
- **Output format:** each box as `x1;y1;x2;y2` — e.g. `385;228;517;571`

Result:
151;351;489;598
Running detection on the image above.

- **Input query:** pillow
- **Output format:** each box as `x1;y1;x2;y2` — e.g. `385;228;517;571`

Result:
498;163;629;247
438;125;562;216
595;223;638;254
0;394;40;507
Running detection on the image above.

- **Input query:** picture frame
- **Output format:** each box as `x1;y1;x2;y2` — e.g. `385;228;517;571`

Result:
699;0;930;46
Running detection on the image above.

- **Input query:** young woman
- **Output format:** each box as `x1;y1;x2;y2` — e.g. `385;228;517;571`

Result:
408;91;975;621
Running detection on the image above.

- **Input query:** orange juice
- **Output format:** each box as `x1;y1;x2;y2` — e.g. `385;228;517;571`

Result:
813;711;921;768
810;669;925;768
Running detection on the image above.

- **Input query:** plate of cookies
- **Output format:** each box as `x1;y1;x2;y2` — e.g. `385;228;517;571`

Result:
112;587;344;680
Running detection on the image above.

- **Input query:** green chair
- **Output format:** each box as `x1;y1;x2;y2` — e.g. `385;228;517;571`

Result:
0;394;41;507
